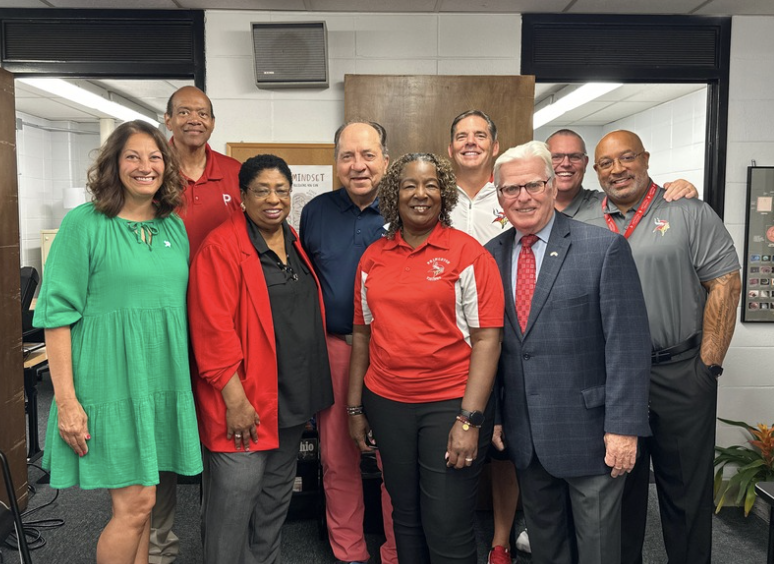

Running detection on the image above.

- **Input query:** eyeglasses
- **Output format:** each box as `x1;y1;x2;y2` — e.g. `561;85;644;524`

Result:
497;180;549;198
247;187;292;199
595;152;644;171
551;153;586;164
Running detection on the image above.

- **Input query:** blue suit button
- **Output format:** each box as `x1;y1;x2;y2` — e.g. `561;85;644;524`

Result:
523;353;530;360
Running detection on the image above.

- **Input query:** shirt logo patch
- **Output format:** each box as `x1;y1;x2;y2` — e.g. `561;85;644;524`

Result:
164;241;172;247
427;257;450;281
492;209;509;228
653;218;670;236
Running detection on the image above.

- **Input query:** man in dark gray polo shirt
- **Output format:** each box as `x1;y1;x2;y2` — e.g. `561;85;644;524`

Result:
592;129;741;564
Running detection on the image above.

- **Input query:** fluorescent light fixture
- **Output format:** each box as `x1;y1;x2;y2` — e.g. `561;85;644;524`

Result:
533;83;623;129
18;78;159;127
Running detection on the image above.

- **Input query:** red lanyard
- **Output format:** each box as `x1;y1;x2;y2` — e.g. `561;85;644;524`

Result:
602;182;658;239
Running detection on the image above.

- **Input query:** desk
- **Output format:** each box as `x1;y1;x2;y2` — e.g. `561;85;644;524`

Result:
756;482;774;564
23;344;47;461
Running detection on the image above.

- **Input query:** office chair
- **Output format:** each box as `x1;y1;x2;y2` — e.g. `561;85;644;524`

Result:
0;449;33;563
20;267;42;342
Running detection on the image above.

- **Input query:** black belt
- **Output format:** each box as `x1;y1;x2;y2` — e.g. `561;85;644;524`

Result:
651;333;701;364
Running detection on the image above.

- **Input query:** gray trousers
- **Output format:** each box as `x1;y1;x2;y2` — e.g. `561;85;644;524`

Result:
518;455;625;564
201;424;306;564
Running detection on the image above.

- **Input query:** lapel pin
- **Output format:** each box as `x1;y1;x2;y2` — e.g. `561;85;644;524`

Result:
550;251;558;257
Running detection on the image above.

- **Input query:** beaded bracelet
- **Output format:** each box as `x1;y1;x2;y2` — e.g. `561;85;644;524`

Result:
346;405;365;416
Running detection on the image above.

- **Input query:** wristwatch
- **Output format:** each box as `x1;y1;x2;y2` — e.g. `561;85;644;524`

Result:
708;364;724;377
457;408;485;430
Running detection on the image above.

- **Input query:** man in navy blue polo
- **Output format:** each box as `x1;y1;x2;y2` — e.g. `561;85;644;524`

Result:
300;121;397;564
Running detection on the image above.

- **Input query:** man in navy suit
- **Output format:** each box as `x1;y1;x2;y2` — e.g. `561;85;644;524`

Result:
484;140;652;564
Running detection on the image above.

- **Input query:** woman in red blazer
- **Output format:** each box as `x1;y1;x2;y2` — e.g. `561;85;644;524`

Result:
188;154;333;564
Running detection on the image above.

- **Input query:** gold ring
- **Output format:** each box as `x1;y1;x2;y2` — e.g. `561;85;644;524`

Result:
465;457;473;462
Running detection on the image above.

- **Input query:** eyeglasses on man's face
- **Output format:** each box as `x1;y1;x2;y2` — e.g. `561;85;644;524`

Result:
551;153;586;164
497;180;549;198
594;152;644;171
247;187;292;199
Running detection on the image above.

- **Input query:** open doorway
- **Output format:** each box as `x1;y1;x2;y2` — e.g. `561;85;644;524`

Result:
533;82;708;198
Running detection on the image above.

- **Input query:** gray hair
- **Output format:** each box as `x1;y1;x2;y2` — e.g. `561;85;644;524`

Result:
494;141;555;186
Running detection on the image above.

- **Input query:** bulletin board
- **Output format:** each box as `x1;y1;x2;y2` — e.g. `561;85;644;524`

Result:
226;143;336;230
742;166;774;322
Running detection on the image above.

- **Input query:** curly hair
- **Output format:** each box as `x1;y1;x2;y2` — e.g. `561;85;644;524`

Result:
87;120;184;219
379;153;457;239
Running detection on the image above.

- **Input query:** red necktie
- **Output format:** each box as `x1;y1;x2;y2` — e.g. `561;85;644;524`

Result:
516;234;539;332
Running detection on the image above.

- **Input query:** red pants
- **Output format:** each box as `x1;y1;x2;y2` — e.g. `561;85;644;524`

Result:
318;335;397;564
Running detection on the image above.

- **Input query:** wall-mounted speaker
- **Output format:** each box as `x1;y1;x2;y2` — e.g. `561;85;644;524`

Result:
251;21;329;89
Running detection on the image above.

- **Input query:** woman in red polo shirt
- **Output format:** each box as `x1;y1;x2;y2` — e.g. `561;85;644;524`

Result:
347;153;505;564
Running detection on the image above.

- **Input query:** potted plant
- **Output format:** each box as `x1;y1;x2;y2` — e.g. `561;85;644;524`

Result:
713;417;774;516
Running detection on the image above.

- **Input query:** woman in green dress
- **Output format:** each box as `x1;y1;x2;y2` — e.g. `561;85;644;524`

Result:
33;120;203;564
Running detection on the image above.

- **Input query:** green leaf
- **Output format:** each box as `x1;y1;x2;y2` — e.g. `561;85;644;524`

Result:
735;467;765;505
718;417;756;431
714;468;724;497
744;483;758;517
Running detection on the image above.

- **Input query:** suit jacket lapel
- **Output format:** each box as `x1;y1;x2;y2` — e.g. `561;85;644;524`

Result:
523;212;572;338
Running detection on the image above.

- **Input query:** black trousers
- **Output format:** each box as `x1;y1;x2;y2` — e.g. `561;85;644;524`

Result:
621;351;718;564
363;386;494;564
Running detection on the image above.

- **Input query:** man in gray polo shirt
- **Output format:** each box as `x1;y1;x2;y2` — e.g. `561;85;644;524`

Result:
592;129;741;564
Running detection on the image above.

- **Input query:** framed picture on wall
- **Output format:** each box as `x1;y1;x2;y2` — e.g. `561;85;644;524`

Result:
742;166;774;322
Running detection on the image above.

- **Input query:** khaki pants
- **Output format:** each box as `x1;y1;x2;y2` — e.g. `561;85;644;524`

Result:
149;471;180;564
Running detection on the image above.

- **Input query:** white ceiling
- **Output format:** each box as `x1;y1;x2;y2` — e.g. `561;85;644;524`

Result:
14;79;193;123
5;0;746;126
1;0;773;15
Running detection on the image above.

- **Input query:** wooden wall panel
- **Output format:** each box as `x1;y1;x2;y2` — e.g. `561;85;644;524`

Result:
344;75;535;163
0;67;28;509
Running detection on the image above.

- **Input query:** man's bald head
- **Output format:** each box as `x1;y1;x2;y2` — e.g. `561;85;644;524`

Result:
593;130;651;213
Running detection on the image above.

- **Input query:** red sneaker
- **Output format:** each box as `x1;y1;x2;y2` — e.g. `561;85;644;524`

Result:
487;545;512;564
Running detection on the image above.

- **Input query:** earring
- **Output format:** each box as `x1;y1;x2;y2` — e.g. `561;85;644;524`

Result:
240;201;246;211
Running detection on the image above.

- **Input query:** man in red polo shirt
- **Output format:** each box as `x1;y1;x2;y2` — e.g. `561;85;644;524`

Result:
168;86;243;257
149;85;242;564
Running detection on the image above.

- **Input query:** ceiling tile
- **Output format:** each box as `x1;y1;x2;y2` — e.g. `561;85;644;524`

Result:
0;0;50;7
50;0;178;7
568;0;704;14
308;0;437;11
695;0;774;15
180;0;307;9
439;0;570;12
15;97;103;121
617;84;705;103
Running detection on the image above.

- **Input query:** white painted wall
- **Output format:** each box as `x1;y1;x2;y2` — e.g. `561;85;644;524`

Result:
204;11;521;151
15;113;100;275
716;16;774;453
